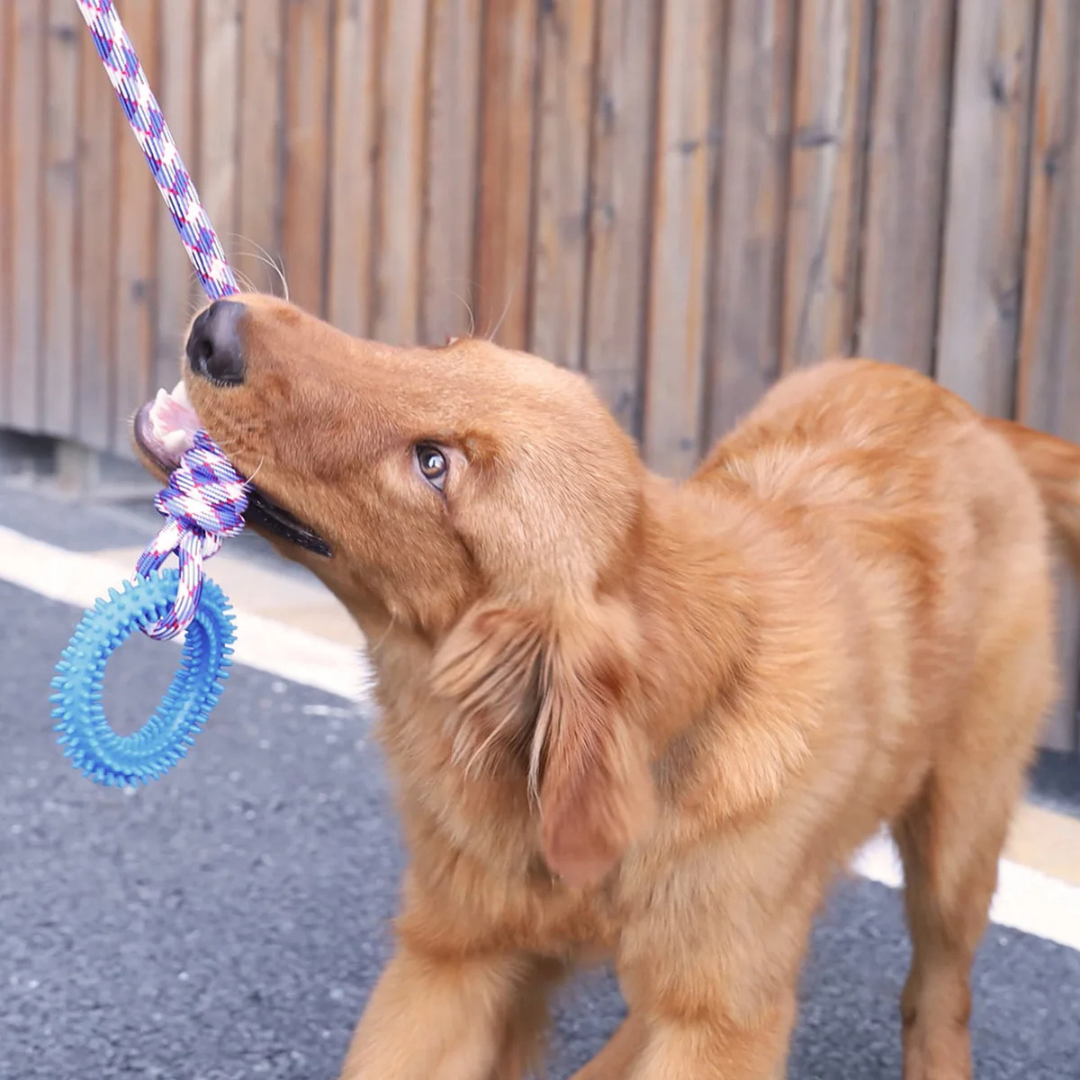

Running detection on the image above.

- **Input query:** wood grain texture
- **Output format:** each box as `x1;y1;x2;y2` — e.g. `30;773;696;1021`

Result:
1015;0;1079;433
41;0;80;437
585;0;659;436
781;0;870;371
936;0;1037;419
473;0;539;348
10;0;45;432
112;0;159;454
6;1;1080;751
0;3;11;422
708;0;797;442
236;0;285;295
155;0;197;391
421;0;482;345
642;0;718;477
75;5;116;450
856;0;958;372
326;0;378;337
529;0;598;369
373;0;429;345
1015;0;1080;751
282;0;333;317
199;0;241;265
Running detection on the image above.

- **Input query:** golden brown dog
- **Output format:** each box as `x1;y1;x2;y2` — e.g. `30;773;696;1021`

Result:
134;293;1080;1079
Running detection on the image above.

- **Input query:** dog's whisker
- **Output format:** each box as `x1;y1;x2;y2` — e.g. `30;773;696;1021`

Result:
233;268;259;296
229;234;291;301
369;617;397;656
243;456;267;486
446;286;476;339
486;286;516;344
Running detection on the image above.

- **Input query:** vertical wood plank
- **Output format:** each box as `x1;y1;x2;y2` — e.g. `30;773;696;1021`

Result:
373;0;428;344
282;0;333;317
529;0;598;369
643;0;717;476
112;0;160;454
585;0;659;436
326;0;377;337
10;0;45;432
781;0;870;370
41;0;79;437
75;3;116;450
856;0;957;372
1016;0;1080;751
0;3;11;423
936;0;1038;419
199;0;242;271
421;0;482;344
235;0;285;295
474;0;539;348
155;0;197;390
707;0;797;442
1015;0;1078;430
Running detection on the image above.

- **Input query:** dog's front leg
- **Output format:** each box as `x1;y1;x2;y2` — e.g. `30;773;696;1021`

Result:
600;860;814;1080
338;945;530;1080
623;994;796;1080
568;1012;646;1080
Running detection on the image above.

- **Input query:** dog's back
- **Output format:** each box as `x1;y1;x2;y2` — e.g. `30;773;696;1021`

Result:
696;356;1056;793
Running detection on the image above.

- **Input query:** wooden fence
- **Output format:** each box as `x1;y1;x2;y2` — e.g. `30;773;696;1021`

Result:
2;0;1079;748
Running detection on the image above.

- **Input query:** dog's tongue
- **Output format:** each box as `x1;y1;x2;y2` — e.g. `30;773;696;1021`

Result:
149;380;201;456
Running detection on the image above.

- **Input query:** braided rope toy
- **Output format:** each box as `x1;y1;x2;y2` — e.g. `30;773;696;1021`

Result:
52;0;249;786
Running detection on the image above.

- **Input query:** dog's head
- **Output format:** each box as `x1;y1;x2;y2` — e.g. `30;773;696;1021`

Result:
134;294;656;886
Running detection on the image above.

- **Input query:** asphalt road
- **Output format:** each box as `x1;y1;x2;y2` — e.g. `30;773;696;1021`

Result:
2;493;1079;1078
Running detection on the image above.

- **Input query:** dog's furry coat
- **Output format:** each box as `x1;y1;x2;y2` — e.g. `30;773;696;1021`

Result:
141;294;1080;1079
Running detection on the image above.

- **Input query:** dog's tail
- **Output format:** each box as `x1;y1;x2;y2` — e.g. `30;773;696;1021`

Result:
986;417;1080;577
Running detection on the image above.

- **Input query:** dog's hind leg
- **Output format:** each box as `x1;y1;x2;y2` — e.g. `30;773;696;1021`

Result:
891;641;1051;1080
892;787;992;1080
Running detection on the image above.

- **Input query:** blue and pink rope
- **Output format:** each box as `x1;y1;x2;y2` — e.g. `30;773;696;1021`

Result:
75;0;239;300
135;433;249;642
52;0;252;786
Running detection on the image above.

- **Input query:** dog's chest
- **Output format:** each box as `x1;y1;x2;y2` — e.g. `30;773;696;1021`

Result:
481;863;625;958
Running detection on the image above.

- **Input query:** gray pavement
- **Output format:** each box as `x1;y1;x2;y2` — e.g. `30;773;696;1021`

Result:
1;500;1079;1077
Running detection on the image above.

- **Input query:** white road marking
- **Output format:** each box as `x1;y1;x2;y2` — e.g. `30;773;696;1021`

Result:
0;523;1077;951
854;832;1080;952
0;524;372;700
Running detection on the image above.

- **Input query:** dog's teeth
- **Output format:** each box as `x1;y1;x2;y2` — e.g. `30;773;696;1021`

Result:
161;429;190;454
171;379;193;411
148;378;201;455
148;388;169;426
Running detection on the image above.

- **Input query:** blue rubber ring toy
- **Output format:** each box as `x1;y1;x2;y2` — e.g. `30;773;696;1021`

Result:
50;570;236;787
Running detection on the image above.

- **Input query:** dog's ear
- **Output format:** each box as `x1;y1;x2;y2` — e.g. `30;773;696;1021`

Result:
531;601;655;887
432;599;655;888
431;603;547;762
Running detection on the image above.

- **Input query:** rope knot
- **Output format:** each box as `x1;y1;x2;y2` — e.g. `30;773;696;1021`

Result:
154;431;248;546
135;431;249;640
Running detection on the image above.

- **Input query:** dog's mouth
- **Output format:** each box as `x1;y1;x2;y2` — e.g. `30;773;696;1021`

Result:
134;382;332;558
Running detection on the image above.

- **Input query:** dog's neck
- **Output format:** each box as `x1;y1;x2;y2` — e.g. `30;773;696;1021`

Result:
317;467;834;846
626;474;767;743
617;472;841;818
430;472;817;712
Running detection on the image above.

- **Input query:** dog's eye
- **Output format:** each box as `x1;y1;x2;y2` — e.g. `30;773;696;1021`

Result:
416;444;448;491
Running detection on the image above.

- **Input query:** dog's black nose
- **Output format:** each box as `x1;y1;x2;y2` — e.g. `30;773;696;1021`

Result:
186;300;246;385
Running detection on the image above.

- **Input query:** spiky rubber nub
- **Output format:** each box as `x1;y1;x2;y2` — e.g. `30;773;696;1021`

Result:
50;570;236;787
